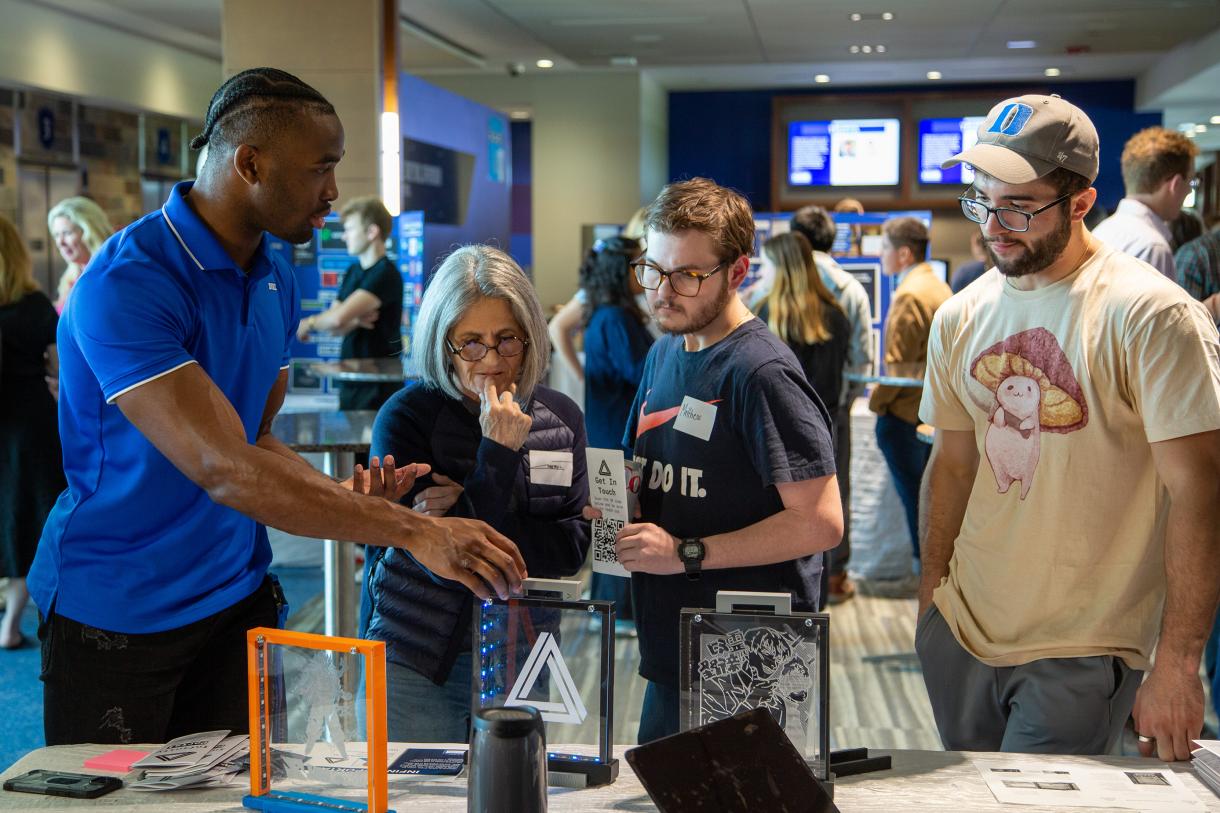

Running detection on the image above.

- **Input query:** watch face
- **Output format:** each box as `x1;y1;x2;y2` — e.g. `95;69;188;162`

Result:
681;542;701;559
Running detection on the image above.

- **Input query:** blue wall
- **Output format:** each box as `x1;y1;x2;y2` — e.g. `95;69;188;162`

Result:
668;80;1159;214
510;120;532;271
400;74;512;277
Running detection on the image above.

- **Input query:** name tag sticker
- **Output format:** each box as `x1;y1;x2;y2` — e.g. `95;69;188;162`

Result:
529;450;573;487
673;396;717;441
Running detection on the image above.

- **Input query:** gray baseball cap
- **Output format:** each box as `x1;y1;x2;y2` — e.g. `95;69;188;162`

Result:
943;94;1099;184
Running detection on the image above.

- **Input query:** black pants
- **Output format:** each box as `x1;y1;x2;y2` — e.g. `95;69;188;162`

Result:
40;578;280;745
338;381;401;412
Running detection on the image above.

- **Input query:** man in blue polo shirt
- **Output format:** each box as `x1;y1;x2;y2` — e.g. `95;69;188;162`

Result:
30;68;525;746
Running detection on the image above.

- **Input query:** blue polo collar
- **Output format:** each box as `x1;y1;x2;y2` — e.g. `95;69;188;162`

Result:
161;181;273;277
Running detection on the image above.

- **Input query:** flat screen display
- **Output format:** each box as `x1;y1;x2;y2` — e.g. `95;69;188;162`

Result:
787;119;901;187
918;117;986;185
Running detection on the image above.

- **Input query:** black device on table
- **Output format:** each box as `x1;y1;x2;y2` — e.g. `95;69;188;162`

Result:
4;769;123;799
625;707;840;813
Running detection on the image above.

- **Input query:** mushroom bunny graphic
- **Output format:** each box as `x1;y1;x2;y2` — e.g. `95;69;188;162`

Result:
969;327;1088;499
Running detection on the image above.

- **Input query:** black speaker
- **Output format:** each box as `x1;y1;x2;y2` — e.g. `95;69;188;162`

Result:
625;707;840;813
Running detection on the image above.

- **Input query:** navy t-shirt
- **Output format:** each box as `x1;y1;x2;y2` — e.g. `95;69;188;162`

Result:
623;318;836;687
583;304;653;449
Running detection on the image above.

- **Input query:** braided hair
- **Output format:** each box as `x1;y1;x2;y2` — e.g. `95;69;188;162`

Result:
190;68;336;158
579;235;645;327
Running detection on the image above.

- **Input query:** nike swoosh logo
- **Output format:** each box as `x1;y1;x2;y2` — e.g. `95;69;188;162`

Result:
636;397;723;439
636;401;682;438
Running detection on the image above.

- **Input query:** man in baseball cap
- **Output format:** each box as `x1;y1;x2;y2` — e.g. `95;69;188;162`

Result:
914;93;1220;761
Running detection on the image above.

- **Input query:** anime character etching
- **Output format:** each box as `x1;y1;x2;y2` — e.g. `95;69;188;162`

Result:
969;327;1088;500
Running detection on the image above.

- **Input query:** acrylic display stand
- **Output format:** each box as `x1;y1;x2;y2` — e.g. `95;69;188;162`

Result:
679;591;831;783
473;578;618;787
244;627;393;813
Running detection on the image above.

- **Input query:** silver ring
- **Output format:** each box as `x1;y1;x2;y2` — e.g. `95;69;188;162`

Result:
1137;734;1155;744
460;558;472;572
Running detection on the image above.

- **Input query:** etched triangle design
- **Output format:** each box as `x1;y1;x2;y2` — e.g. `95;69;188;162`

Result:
503;631;588;725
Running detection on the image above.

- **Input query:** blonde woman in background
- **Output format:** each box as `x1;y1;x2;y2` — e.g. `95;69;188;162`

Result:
0;215;66;648
48;196;113;312
757;232;852;608
757;232;851;427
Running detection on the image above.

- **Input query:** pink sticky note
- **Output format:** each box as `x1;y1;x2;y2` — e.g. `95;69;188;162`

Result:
84;749;151;773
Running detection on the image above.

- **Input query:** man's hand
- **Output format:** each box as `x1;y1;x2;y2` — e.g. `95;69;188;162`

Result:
357;310;380;329
410;517;528;601
616;522;682;575
347;455;427;503
295;316;315;342
479;382;532;451
917;577;940;618
413;473;464;517
1131;663;1203;761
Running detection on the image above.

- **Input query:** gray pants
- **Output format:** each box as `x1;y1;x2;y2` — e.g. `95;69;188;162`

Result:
915;604;1143;754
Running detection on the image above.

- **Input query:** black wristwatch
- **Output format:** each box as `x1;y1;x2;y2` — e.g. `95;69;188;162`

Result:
678;538;705;581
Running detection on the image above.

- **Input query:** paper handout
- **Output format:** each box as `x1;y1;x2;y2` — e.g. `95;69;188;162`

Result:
585;448;634;578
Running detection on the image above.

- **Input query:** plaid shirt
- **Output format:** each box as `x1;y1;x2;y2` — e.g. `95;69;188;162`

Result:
1175;229;1220;301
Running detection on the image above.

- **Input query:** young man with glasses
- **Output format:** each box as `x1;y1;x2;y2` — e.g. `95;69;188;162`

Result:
916;94;1220;760
1092;126;1199;279
595;177;842;742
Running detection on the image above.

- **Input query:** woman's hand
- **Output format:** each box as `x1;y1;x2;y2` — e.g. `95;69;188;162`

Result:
346;455;429;504
44;346;59;402
413;473;465;517
479;382;532;450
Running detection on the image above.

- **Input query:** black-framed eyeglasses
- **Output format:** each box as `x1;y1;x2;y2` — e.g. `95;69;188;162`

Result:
958;191;1072;232
445;335;529;362
630;259;726;297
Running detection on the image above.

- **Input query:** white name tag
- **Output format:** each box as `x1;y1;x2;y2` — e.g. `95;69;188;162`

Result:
529;450;573;487
673;396;717;441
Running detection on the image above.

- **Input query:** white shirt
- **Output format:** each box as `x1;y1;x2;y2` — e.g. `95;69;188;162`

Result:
1092;198;1175;279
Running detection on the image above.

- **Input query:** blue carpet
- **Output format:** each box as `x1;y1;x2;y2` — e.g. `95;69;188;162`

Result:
0;601;42;771
270;565;324;624
0;568;323;771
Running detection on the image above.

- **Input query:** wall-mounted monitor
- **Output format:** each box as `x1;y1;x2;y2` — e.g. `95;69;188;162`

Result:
918;116;986;185
787;118;901;187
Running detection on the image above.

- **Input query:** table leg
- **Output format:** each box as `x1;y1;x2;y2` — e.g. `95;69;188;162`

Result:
322;451;357;639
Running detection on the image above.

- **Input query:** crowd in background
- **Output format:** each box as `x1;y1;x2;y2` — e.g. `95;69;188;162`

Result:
2;75;1220;762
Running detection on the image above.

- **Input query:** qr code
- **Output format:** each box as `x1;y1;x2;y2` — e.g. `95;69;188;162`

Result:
592;518;624;563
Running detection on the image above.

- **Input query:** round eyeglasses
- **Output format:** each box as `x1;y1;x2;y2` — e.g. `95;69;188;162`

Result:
445;335;528;362
958;192;1072;232
630;259;726;297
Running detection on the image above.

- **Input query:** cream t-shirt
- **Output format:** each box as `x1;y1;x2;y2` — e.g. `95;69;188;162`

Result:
919;246;1220;670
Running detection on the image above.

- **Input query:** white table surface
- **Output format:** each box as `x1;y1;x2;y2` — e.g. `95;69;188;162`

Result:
2;744;1218;812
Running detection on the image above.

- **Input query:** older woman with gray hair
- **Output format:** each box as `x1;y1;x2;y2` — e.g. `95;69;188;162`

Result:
359;244;590;742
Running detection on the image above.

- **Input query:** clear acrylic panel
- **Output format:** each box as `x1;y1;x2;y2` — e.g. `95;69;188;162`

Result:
679;610;829;780
473;597;614;766
246;629;390;813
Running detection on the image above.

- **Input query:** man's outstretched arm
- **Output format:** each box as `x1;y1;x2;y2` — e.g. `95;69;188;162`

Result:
115;362;526;599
